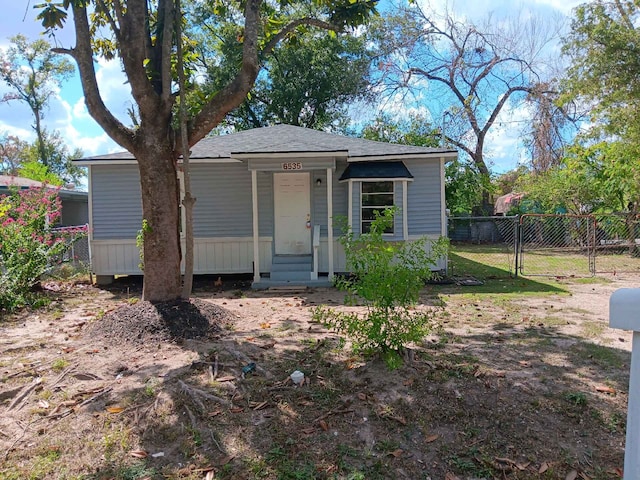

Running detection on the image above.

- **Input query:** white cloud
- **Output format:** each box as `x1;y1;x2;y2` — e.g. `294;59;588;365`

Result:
72;98;91;121
532;0;583;15
484;101;534;172
95;58;135;124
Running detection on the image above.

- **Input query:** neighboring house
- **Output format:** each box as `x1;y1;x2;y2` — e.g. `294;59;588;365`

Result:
0;175;88;227
76;125;456;287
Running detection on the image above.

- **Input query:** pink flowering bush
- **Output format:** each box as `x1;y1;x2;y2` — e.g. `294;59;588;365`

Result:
0;186;69;311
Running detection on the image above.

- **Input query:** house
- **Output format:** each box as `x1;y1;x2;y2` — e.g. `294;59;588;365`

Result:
0;175;88;227
76;125;456;287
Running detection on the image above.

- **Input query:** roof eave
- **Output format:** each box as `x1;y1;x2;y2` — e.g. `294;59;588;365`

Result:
231;150;349;160
348;151;458;162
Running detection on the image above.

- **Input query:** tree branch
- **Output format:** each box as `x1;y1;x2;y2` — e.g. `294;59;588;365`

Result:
262;17;336;57
480;85;531;137
189;0;263;144
160;0;175;101
94;0;121;43
117;0;161;117
65;4;134;152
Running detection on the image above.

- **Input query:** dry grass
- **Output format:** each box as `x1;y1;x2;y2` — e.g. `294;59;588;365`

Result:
0;274;632;479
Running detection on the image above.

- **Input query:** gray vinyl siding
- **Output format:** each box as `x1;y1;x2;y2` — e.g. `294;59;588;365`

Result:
405;159;442;235
257;171;274;237
352;183;361;236
332;177;348;236
91;165;142;239
312;167;348;237
191;164;273;237
191;164;249;237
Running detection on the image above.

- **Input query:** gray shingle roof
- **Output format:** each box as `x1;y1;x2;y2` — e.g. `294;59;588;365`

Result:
79;124;456;161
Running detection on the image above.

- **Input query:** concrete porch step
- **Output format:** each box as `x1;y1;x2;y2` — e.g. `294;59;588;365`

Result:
269;270;312;281
270;261;313;273
252;276;333;290
271;254;312;265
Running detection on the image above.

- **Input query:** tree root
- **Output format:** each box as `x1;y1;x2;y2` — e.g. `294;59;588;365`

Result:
7;378;42;411
177;379;231;410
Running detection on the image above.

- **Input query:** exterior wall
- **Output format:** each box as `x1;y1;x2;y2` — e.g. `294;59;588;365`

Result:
191;163;275;237
87;157;445;277
60;196;89;226
192;237;272;273
91;165;142;239
404;159;443;235
311;162;348;237
91;237;273;275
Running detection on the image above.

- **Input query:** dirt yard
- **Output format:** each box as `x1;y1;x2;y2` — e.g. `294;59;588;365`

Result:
0;273;634;479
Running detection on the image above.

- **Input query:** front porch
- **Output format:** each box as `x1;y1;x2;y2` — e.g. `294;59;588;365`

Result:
245;155;340;287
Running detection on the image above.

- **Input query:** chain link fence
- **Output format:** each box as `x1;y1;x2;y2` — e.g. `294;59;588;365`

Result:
593;213;640;274
518;214;595;276
448;216;518;278
448;213;640;279
50;224;90;271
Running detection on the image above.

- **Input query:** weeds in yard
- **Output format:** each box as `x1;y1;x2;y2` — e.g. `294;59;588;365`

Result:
564;391;588;407
51;357;69;372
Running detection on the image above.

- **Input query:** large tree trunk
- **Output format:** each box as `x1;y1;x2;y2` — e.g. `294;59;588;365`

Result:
135;135;182;302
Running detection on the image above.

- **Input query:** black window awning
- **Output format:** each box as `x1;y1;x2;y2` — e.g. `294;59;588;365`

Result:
338;161;413;182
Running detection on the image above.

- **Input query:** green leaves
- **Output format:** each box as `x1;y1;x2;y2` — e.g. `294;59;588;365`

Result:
35;2;68;32
316;209;449;368
562;1;640;141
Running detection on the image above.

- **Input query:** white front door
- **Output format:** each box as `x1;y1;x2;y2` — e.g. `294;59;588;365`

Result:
274;172;311;255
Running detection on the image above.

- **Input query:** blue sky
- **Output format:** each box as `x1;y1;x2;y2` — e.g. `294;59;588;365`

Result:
0;0;583;172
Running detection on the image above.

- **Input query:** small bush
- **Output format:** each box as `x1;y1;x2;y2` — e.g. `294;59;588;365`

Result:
313;209;448;368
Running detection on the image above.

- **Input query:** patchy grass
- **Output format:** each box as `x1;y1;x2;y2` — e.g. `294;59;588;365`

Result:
0;276;630;479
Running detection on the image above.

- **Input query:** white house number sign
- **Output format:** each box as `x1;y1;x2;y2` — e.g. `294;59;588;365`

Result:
282;162;302;170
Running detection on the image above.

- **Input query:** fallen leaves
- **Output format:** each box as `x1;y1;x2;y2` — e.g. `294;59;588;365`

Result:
129;449;148;458
388;448;403;458
595;385;616;395
565;470;578;480
425;433;439;443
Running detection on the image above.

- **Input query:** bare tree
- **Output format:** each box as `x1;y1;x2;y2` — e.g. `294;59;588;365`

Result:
374;5;562;211
523;82;574;173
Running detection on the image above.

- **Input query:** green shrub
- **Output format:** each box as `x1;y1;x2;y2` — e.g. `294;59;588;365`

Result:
0;186;69;312
313;208;448;368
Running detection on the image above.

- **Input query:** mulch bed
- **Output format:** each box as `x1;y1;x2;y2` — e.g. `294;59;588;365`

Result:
88;298;236;345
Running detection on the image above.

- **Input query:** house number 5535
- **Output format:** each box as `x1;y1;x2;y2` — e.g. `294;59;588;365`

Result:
282;162;302;170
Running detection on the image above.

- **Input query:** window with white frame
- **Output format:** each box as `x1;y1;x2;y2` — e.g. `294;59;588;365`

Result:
361;181;394;234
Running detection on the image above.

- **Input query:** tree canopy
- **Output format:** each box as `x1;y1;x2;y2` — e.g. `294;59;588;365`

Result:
562;0;640;143
36;0;378;302
196;20;374;131
0;35;79;184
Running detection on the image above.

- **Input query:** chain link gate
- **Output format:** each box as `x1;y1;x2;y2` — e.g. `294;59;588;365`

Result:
593;213;640;274
518;214;596;276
